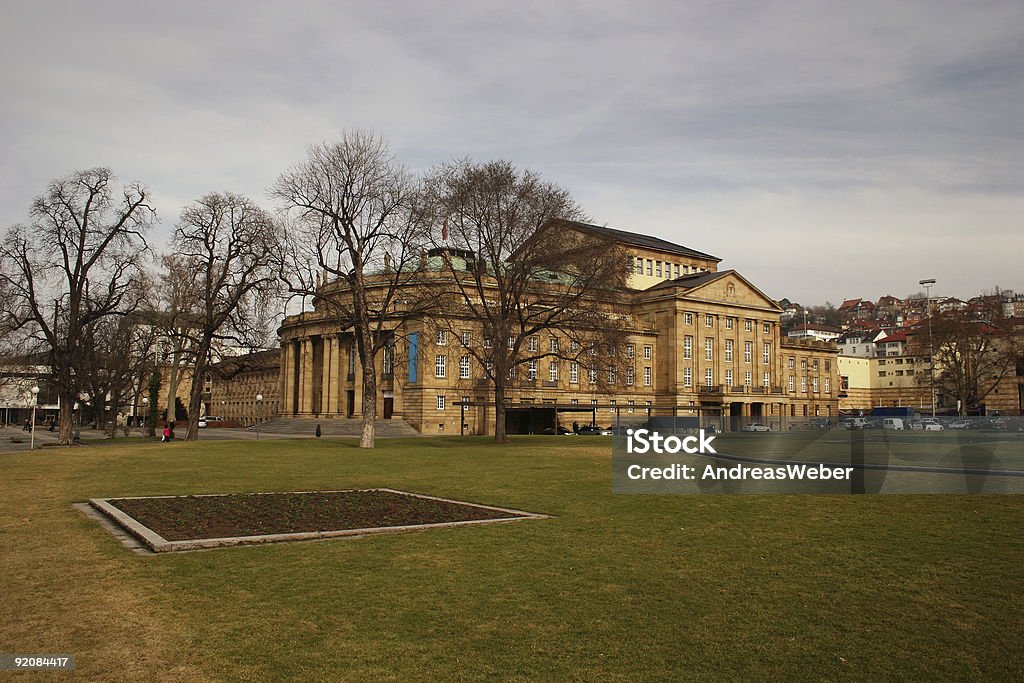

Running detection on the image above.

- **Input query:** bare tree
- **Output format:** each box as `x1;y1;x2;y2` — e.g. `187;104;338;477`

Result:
912;300;1020;415
273;130;432;448
422;160;633;442
151;253;204;424
0;168;154;445
171;192;282;441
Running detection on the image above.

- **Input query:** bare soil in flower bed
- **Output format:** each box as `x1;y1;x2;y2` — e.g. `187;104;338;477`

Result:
106;490;527;541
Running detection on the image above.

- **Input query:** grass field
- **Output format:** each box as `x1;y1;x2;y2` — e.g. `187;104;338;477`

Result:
2;436;1023;681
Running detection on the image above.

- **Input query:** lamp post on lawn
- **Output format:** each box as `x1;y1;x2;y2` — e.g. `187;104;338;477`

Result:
256;394;263;441
142;397;149;435
919;278;937;418
30;385;39;450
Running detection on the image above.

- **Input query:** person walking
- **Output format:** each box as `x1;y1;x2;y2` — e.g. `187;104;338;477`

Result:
162;424;170;443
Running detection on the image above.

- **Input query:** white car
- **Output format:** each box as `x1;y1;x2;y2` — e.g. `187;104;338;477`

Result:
198;418;208;428
742;423;771;432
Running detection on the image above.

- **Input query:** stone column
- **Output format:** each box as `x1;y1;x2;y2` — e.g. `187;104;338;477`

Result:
280;341;293;415
300;337;314;415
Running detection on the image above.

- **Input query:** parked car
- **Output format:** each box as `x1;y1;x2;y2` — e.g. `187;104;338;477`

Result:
198;418;208;428
882;418;905;430
948;419;972;430
742;423;771;432
577;425;613;436
541;425;574;435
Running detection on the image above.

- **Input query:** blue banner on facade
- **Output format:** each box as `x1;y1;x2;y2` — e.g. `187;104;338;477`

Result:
408;332;418;383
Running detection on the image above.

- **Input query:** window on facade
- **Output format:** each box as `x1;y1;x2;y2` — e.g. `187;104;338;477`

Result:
745;320;752;332
656;261;662;277
725;317;734;330
459;355;470;379
705;338;714;361
725;339;733;362
764;372;771;387
528;336;538;352
643;345;652;360
825;360;831;372
627;400;635;413
725;369;733;386
683;336;693;360
788;357;795;369
626;344;635;358
570;362;579;383
549;337;559;353
508;365;517;380
763;322;771;334
436;330;447;346
643;366;652;386
437;395;445;410
744;342;752;363
705;368;714;387
460;331;470;347
435;355;447;378
813;377;819;393
527;360;537;380
705;315;714;328
674;264;680;277
589;364;597;383
483;336;493;348
825;378;831;394
684;313;693;325
507;336;515;350
625;367;635;385
684;367;692;387
383;345;394;375
763;344;771;364
801;359;807;371
801;377;807;393
813;360;819;372
744;371;752;386
608;366;617;384
646;259;653;275
635;257;644;275
549;361;558;382
789;375;795;392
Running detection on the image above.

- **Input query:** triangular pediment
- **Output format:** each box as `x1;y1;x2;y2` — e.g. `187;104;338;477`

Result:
651;270;782;312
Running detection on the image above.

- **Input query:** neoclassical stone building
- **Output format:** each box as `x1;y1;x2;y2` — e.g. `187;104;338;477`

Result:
277;222;840;434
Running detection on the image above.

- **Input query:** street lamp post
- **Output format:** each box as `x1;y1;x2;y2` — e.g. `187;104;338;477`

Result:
919;278;937;418
30;385;40;450
256;393;263;441
142;397;149;435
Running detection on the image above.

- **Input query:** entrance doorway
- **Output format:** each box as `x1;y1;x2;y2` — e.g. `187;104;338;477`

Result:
383;397;394;420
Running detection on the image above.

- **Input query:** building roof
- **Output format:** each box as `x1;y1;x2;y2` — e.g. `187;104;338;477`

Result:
556;220;721;262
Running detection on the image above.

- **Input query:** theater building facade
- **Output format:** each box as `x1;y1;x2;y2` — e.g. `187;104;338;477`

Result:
277;223;840;434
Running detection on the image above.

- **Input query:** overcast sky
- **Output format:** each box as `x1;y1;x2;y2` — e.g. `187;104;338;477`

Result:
2;0;1022;305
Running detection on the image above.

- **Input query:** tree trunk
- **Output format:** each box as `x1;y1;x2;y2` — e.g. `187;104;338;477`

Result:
184;341;210;441
359;344;377;449
493;381;509;443
58;390;74;446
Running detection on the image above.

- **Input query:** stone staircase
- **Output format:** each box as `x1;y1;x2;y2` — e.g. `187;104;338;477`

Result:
250;416;421;437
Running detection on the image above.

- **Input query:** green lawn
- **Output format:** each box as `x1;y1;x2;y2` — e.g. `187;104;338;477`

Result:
2;437;1022;681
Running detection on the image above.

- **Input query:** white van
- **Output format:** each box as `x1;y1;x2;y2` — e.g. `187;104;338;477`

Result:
882;418;905;430
842;417;869;430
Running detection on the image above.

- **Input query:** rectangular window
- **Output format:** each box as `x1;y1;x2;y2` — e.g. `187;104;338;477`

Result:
788;357;795;369
608;366;617;384
705;315;714;328
437;395;445;410
460;331;470;347
684;313;693;325
527;360;537;380
674;264;680;277
436;330;447;346
435;354;447;378
643;345;652;360
625;367;635;385
646;259;653;275
684;367;692;387
459;355;470;379
507;336;515;350
656;261;662;277
801;377;807;393
635;257;644;275
813;377;819;393
508;365;517;380
825;360;831;372
705;337;713;361
789;375;795;392
705;368;714;387
801;359;807;371
725;369;733;386
483;336;492;348
570;362;579;383
627;400;635;413
626;344;635;358
528;336;538;352
744;342;752;363
549;361;558;382
549;337;559;353
763;344;771;364
744;371;752;386
763;372;771;388
725;340;733;362
589;364;597;383
683;336;693;360
643;366;652;386
725;317;734;330
763;322;771;334
745;320;752;332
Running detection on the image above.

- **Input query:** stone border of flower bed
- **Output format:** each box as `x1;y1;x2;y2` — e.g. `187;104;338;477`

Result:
88;488;550;553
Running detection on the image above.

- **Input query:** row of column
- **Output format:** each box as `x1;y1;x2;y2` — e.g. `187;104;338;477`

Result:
281;335;362;417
